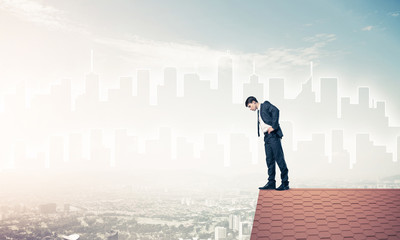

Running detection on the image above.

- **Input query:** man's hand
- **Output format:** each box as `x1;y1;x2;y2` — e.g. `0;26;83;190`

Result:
267;127;275;134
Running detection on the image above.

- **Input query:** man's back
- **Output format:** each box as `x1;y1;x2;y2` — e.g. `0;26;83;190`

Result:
260;100;284;138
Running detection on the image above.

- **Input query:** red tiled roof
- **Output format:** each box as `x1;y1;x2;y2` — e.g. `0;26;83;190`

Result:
251;189;400;240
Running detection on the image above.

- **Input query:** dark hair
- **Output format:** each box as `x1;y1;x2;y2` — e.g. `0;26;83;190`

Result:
245;96;258;107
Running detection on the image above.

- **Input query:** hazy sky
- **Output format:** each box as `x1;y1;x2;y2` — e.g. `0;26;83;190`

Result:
0;0;399;123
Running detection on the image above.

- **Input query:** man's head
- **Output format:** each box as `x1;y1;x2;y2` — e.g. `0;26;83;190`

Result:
245;96;258;111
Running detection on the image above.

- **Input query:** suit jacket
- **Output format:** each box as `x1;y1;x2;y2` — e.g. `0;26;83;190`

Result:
260;100;284;138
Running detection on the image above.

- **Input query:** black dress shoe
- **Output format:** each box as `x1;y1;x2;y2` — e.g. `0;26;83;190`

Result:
276;181;289;191
258;181;276;190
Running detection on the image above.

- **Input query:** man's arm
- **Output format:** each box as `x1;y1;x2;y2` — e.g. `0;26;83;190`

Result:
269;103;280;130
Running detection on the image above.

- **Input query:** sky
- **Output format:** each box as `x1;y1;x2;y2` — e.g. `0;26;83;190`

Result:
0;0;399;124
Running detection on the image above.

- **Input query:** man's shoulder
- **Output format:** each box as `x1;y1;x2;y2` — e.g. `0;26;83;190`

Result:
261;100;271;109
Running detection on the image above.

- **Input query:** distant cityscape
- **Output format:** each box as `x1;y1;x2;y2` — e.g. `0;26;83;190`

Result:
0;170;260;240
1;169;399;240
0;182;256;240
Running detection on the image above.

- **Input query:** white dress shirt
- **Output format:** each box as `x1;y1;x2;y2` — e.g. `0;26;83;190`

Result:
258;104;272;135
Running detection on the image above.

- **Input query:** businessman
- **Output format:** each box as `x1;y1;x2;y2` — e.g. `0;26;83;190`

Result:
245;96;289;191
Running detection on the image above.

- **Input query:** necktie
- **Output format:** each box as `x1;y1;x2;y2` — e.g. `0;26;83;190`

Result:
257;109;260;137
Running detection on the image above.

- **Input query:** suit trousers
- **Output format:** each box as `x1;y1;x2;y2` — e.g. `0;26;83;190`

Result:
264;132;289;183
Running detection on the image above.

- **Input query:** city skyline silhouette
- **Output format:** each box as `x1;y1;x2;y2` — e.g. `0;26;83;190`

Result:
0;51;399;182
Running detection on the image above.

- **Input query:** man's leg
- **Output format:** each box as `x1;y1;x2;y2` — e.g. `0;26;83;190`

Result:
264;136;276;183
270;137;289;183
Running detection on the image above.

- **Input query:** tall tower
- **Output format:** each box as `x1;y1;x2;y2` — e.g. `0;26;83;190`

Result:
358;87;370;108
320;78;338;118
85;49;99;101
268;78;284;106
218;52;233;104
137;70;150;105
243;60;263;102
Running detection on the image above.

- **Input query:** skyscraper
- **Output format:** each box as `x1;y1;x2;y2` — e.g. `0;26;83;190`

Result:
320;78;338;118
137;70;150;105
215;226;227;240
218;55;233;104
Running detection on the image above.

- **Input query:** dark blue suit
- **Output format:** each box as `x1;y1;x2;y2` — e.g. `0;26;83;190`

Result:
259;101;289;183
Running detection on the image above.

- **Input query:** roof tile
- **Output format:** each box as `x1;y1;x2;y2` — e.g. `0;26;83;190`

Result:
251;188;400;239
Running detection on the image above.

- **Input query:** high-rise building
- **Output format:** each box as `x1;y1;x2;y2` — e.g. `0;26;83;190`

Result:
218;55;233;103
233;214;241;232
137;69;150;105
358;87;370;108
354;133;395;178
268;78;284;106
215;226;227;240
85;73;100;102
159;67;178;103
243;71;263;103
320;78;338;118
239;221;252;240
